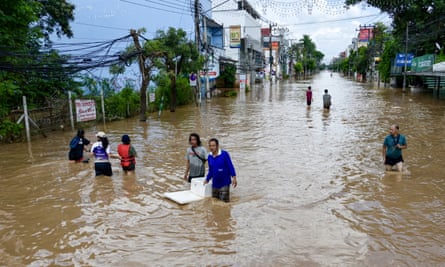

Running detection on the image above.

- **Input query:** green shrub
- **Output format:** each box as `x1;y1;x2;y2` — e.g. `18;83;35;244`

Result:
224;90;237;97
0;120;24;143
220;63;237;87
105;86;140;120
152;73;194;109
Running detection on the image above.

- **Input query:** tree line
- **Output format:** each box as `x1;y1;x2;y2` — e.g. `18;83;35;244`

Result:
288;35;325;79
0;1;210;142
333;0;445;83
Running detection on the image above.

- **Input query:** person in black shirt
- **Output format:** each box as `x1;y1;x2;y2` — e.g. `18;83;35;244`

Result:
69;129;90;162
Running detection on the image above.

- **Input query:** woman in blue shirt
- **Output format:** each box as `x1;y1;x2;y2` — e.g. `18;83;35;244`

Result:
204;138;237;202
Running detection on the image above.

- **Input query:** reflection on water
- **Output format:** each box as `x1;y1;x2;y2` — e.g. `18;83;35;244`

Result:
1;71;445;265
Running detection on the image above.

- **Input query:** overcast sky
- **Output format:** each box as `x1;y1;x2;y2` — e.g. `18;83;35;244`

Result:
63;0;391;64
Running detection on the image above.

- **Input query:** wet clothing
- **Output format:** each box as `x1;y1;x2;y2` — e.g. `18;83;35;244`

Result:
118;144;136;171
95;162;113;176
383;134;407;166
213;185;230;202
206;149;236;189
91;141;112;176
186;146;207;182
385;155;404;166
68;136;90;161
306;90;312;106
323;93;331;109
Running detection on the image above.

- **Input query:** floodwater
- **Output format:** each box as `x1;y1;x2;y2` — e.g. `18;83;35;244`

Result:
1;71;445;266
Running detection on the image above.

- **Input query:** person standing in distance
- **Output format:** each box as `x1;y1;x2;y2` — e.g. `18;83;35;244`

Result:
184;133;207;182
382;124;407;172
306;86;313;106
68;129;90;163
91;131;113;176
204;138;237;202
323;89;331;109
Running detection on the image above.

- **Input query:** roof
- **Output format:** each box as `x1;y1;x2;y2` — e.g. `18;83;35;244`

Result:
239;0;261;19
204;16;223;28
219;56;238;63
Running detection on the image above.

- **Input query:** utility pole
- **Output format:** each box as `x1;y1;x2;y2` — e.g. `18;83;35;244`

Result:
203;16;210;99
269;23;276;83
402;23;408;92
194;0;202;102
130;29;148;121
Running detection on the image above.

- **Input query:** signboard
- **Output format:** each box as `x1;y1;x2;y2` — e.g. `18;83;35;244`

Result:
261;28;271;36
239;74;246;89
358;28;373;42
433;61;445;72
272;41;279;49
75;99;96;122
189;73;197;86
200;62;220;80
411;54;434;72
395;53;414;67
149;93;156;103
229;25;241;48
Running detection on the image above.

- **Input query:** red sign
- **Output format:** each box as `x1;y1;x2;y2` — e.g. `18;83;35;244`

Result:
272;41;279;49
75;99;96;122
359;28;373;42
261;28;271;36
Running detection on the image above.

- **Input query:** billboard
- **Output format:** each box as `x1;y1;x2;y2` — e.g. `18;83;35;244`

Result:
200;62;220;80
229;25;241;48
395;53;414;67
239;74;246;89
411;54;434;72
75;99;96;122
272;41;279;49
358;28;373;42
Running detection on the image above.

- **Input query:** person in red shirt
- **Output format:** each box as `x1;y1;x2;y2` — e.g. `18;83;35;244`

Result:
306;86;313;106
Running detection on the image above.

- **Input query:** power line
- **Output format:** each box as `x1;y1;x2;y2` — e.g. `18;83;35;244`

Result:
282;13;381;27
120;0;192;16
140;0;191;11
74;22;130;31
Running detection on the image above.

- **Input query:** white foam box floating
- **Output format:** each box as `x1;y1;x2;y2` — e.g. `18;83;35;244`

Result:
164;177;212;205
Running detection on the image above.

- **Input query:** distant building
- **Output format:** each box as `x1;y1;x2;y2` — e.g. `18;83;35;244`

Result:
212;0;263;85
200;16;225;93
261;28;288;78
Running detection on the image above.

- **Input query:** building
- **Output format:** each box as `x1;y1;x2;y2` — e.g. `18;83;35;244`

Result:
212;0;263;86
200;15;225;96
261;27;288;79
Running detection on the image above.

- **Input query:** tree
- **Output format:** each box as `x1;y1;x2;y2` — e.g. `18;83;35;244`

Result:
297;35;324;78
220;63;237;88
0;0;75;141
114;28;203;119
346;0;445;55
356;46;370;81
293;62;303;79
126;29;162;121
154;28;203;112
378;37;399;83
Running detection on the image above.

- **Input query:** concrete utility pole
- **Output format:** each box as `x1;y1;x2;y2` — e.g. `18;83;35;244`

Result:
130;29;148;121
203;16;210;98
194;0;202;102
269;23;276;83
402;23;408;92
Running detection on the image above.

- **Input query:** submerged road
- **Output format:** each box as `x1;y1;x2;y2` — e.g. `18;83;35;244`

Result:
1;71;445;266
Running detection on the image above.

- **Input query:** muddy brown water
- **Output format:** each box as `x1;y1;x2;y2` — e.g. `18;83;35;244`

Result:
1;71;445;266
